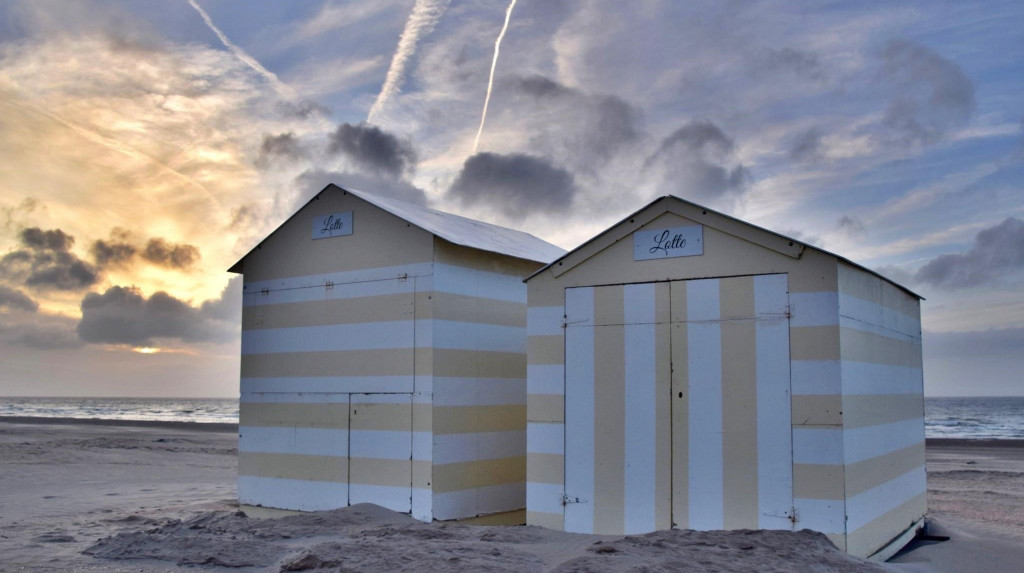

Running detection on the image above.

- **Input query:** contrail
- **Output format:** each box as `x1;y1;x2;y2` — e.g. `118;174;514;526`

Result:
472;0;517;153
367;0;451;124
186;0;296;99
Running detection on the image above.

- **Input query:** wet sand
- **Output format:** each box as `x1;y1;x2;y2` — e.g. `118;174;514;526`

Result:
1;418;1022;572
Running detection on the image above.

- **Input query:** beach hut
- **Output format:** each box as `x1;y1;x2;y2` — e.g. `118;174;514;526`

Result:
524;195;926;559
228;184;564;522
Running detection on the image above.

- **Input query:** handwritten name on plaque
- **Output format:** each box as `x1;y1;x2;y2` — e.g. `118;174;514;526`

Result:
312;212;353;240
633;225;703;260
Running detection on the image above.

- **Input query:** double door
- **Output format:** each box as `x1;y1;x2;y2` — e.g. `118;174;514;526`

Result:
563;274;793;534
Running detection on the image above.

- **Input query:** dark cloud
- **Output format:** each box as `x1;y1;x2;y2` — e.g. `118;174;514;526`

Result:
643;121;750;202
915;217;1024;288
90;228;136;268
510;75;643;174
295;169;428;206
326;123;417;178
77;277;241;346
878;39;975;146
0;227;99;291
11;324;83;350
0;285;38;312
790;127;823;163
447;152;577;221
764;48;824;81
141;238;200;270
254;132;307;169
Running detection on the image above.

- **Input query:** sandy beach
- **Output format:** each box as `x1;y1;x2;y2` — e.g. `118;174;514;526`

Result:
2;419;1022;572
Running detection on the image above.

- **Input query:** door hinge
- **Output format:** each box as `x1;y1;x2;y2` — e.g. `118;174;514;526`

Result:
561;494;588;506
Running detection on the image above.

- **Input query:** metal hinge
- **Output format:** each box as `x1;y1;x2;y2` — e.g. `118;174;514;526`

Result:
397;273;408;282
561;494;588;506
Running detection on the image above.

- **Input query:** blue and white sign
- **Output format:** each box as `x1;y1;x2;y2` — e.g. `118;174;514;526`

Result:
633;225;703;260
312;211;353;240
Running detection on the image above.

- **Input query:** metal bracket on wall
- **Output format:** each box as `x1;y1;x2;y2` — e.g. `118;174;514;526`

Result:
561;494;588;506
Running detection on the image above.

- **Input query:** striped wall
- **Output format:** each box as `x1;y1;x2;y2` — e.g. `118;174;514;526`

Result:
555;275;793;535
237;195;542;523
837;263;926;557
429;241;534;520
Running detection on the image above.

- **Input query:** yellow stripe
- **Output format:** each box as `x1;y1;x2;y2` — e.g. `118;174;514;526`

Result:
792;394;843;426
432;456;526;492
349;458;419;488
654;282;672;530
846;492;927;558
528;335;564;365
669;280;689;529
433;348;526;378
527;510;564;530
845;443;925;496
242;293;414;329
720;281;759;528
790;325;841;361
432;292;526;327
242;348;414;378
840;327;922;368
792;464;846;500
842;394;923;429
527;394;564;423
238;451;345;482
433;405;526;434
240;403;349;429
593;285;625;533
527;453;564;484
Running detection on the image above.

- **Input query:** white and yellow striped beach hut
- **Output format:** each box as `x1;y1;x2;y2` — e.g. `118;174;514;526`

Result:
524;195;926;559
228;184;564;522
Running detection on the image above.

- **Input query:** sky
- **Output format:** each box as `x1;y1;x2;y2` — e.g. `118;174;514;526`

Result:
0;0;1021;398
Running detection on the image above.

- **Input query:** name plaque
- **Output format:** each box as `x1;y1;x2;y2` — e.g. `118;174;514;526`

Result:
312;212;353;240
633;225;703;260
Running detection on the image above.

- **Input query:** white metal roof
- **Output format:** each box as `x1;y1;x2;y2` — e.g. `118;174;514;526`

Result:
344;186;566;264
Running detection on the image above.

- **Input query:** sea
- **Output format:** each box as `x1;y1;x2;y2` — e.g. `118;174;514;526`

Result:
0;396;1021;439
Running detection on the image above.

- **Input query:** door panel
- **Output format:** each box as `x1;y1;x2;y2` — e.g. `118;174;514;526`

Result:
348;393;413;513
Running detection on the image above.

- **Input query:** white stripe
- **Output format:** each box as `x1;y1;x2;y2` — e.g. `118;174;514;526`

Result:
563;286;594;533
413;430;432;462
434;263;527;303
349;484;411;513
243;264;429;307
433;482;525;520
433;378;525;407
841;362;923;395
839;292;920;337
527;365;564;396
791;361;842;395
433;431;525;464
238;476;347;511
754;274;794;530
527;482;565;514
527;422;564;455
687;278;723;530
839;316;921;343
843;418;925;464
242;321;413;354
415;315;433;348
239;426;349;457
349;430;419;460
790;292;839;327
351;392;410;404
412;486;432;522
528;306;565;336
792;427;844;465
623;283;657;534
433;320;526;353
793;497;845;534
241;384;383;400
846;466;927;531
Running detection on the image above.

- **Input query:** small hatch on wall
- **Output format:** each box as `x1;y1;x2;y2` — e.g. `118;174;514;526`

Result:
633;224;703;260
313;211;353;240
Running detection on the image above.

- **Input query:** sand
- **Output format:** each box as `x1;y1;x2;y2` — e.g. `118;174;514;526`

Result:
1;419;1022;572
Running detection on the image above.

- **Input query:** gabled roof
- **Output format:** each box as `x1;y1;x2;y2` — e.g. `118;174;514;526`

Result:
525;195;923;300
229;184;565;273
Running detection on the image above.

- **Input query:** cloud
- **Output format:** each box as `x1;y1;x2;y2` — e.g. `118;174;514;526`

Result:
255;132;308;169
295;169;428;206
447;152;577;221
90;228;137;268
837;215;866;238
11;324;83;349
77;277;240;346
925;326;1024;359
877;39;975;146
510;75;643;174
643;121;750;203
915;217;1024;288
141;238;200;270
0;227;100;291
326;123;418;178
789;127;823;163
0;285;38;312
